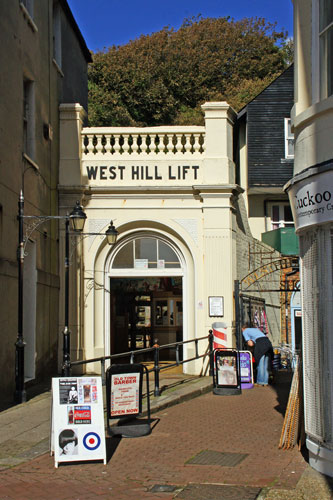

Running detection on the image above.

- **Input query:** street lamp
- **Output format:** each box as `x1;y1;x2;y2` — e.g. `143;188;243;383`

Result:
15;193;118;403
105;221;118;246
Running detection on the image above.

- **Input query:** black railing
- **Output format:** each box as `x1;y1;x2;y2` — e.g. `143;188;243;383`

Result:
70;332;214;396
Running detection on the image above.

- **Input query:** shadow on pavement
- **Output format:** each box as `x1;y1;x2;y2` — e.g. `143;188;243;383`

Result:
270;369;293;416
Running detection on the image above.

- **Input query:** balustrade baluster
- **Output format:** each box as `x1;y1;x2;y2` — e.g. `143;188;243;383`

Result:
131;134;139;154
184;133;192;154
82;134;87;155
140;134;148;154
193;133;201;153
122;134;130;155
104;135;112;154
175;133;183;154
165;134;173;154
86;135;94;155
113;134;121;155
95;134;103;155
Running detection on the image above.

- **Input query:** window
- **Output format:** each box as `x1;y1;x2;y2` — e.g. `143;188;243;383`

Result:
319;0;333;99
271;203;294;230
20;0;37;32
23;79;35;160
52;1;62;70
284;118;294;158
112;237;181;269
21;0;33;18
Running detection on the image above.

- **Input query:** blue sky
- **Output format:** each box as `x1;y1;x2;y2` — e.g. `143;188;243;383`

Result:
67;0;293;52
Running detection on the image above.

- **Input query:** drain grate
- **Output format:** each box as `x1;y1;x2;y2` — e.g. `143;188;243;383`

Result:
175;483;261;500
186;450;248;467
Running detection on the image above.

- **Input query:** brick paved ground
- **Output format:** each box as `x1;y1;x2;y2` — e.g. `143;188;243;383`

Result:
0;383;308;500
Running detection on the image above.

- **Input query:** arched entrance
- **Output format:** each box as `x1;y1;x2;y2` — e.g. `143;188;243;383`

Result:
106;233;185;360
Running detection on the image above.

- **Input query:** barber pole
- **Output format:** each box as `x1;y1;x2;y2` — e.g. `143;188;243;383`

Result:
212;322;228;349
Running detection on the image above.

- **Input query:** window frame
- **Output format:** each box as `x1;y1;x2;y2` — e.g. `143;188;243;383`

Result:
284;118;294;159
19;0;38;32
23;78;35;162
52;1;62;71
313;0;333;101
111;236;182;270
268;202;294;231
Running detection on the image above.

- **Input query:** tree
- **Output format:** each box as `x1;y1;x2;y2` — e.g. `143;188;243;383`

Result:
88;16;288;126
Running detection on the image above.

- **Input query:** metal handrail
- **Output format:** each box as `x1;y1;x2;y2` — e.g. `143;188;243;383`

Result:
70;333;213;396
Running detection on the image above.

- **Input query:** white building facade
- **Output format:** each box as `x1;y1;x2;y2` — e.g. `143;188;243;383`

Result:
285;0;333;477
59;101;281;376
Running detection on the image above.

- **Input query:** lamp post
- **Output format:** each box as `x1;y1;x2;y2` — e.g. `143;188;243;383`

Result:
62;201;87;377
15;194;118;403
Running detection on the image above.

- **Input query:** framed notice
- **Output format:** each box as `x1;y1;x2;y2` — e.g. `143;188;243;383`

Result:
51;377;106;468
209;296;224;317
134;259;148;269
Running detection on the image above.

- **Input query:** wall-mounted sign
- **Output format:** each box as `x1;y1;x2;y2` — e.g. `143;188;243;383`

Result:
209;296;224;317
51;377;106;468
288;170;333;231
83;162;201;185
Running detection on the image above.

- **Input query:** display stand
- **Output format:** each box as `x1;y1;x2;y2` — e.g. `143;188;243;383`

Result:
51;376;106;468
106;363;151;438
239;350;254;389
213;348;241;395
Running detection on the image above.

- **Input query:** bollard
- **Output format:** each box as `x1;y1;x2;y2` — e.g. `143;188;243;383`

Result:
153;339;160;396
209;330;214;376
101;358;106;386
176;344;180;365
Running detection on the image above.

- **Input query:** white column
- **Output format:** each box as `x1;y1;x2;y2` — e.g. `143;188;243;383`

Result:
201;102;236;184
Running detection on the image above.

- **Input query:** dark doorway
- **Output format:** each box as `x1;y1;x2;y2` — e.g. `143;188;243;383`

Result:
110;277;183;359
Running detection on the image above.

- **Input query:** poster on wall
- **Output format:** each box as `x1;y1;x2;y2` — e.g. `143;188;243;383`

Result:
51;377;106;468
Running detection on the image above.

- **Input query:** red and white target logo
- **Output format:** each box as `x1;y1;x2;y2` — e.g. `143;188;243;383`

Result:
83;432;101;451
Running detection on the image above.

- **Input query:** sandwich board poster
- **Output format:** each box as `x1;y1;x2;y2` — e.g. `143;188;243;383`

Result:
51;377;106;468
110;371;141;417
239;351;254;389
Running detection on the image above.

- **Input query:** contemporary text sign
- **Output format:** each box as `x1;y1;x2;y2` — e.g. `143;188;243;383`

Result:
288;170;333;230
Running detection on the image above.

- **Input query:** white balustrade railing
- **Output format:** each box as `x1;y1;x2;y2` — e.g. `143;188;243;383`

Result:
82;126;205;159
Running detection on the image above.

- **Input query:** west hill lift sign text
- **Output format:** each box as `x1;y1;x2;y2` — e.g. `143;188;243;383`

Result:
84;163;201;184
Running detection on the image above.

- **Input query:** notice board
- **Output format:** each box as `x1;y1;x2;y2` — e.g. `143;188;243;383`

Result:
51;377;106;468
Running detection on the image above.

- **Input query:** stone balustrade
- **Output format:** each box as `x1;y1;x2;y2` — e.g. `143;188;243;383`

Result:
81;126;205;159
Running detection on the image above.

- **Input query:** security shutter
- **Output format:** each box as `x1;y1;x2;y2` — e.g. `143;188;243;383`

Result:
299;224;333;445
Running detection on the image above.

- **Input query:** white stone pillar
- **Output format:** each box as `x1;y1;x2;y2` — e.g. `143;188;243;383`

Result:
59;103;86;186
201;102;236;184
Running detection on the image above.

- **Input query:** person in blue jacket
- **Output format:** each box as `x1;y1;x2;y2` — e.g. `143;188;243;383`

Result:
241;322;273;386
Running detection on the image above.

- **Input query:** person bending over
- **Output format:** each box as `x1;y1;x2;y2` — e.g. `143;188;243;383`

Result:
241;322;273;386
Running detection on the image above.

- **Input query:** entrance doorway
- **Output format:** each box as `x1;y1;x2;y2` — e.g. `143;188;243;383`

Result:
110;277;183;359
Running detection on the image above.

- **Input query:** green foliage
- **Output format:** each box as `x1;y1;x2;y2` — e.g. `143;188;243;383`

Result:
88;16;288;126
